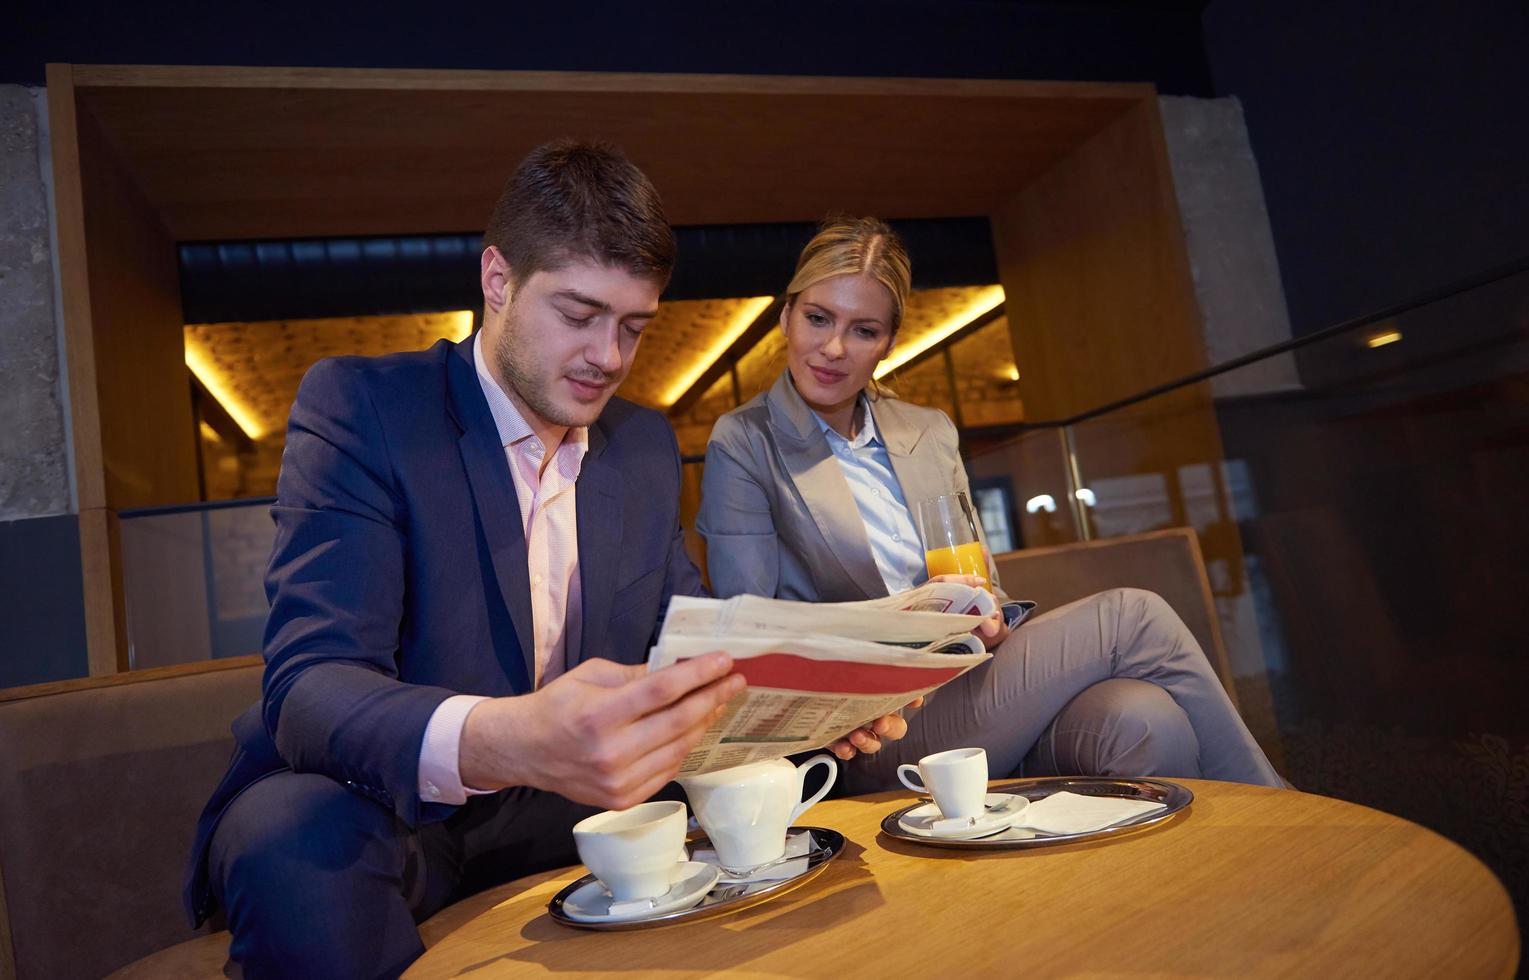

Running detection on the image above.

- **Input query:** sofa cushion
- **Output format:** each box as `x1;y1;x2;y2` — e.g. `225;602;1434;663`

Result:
0;658;262;979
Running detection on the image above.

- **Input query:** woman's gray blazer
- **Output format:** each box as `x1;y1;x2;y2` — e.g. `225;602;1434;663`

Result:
697;370;974;602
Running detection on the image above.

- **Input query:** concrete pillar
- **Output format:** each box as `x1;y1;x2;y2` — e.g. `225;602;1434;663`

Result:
1159;95;1299;398
0;85;70;521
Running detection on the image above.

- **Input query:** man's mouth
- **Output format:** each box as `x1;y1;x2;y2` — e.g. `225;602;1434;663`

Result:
566;375;610;400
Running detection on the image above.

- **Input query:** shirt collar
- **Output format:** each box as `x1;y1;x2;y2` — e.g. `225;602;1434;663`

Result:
472;332;589;462
812;394;881;451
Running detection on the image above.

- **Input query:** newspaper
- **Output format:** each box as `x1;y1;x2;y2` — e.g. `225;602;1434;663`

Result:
648;582;1034;776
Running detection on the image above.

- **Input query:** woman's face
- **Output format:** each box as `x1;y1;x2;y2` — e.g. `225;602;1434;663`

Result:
783;274;897;414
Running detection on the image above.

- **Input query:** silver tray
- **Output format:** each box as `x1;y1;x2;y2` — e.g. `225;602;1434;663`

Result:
879;776;1192;850
547;826;844;931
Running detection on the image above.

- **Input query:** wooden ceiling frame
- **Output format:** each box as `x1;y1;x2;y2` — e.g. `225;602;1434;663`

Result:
46;64;1229;681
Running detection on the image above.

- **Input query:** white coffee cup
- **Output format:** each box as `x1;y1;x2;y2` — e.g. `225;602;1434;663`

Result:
679;755;837;872
897;747;988;820
571;800;688;902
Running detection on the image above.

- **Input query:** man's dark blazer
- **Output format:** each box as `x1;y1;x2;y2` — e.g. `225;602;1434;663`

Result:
183;336;704;924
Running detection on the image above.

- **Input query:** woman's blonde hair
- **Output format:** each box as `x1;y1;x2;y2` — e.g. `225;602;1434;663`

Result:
785;216;911;333
784;217;911;399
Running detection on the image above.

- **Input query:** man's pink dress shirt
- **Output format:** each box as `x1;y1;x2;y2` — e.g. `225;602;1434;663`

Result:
416;333;587;804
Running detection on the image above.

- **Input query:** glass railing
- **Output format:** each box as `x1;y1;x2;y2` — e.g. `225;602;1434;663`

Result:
967;259;1529;920
117;496;275;669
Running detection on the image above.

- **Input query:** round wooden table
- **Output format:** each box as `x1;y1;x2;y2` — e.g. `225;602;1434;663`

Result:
405;779;1519;978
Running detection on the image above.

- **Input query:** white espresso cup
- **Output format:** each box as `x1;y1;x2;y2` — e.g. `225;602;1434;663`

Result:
897;747;988;820
679;755;837;872
571;800;688;902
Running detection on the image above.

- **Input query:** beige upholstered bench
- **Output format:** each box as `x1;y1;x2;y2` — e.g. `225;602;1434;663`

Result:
0;657;261;979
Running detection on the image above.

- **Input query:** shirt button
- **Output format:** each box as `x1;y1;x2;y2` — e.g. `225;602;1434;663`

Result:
533;573;544;586
873;489;881;497
892;534;901;542
425;783;441;800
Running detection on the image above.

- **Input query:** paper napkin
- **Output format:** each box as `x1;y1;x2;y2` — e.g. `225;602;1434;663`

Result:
1012;791;1166;835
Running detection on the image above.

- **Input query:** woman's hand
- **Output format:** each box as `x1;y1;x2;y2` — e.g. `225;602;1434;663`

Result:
974;609;1010;651
827;697;925;761
926;574;1009;651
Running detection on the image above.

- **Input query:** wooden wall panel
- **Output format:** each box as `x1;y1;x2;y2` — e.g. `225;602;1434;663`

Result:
75;508;127;675
49;65;121;674
48;64;197;673
46;65;102;512
991;97;1208;417
72;68;1145;241
74;102;198;509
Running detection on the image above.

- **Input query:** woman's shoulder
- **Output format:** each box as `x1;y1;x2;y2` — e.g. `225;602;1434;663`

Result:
875;395;959;441
878;394;953;424
706;390;773;452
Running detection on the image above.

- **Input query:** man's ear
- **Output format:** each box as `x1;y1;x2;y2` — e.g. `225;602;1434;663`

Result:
481;246;512;313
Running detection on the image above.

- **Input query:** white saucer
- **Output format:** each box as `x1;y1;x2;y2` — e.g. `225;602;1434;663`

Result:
897;793;1029;840
561;861;721;923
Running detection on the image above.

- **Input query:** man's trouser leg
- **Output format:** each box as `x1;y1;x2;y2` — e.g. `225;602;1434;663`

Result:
209;771;424;980
209;773;599;979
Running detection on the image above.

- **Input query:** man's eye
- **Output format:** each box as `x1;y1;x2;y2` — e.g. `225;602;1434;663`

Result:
561;312;592;326
623;323;644;338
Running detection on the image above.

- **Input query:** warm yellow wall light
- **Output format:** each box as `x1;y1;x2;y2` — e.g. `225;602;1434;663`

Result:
444;310;474;343
660;296;776;406
874;285;1005;380
1366;330;1402;348
185;343;266;440
1006;365;1021;382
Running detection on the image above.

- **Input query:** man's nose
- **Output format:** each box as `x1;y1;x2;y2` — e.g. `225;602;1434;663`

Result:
587;326;624;374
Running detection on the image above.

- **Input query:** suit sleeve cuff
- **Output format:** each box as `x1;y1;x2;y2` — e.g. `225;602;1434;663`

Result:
418;694;493;805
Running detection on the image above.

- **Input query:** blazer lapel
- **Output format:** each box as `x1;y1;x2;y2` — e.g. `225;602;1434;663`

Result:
573;422;623;667
766;373;884;600
875;399;942;550
447;339;537;689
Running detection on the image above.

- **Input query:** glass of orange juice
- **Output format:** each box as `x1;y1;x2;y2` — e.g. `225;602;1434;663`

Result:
914;490;1000;591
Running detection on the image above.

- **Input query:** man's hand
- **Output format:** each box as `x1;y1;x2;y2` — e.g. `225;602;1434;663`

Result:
458;653;745;810
826;696;924;761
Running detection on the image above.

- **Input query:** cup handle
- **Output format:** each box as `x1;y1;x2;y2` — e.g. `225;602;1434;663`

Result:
897;764;928;794
789;753;838;823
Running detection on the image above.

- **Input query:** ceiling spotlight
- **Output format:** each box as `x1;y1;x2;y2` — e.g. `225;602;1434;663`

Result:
1366;330;1402;349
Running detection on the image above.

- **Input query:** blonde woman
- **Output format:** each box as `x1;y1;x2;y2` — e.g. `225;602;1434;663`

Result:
697;217;1281;791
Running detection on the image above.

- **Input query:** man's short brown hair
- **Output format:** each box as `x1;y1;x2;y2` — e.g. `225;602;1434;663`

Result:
484;139;676;288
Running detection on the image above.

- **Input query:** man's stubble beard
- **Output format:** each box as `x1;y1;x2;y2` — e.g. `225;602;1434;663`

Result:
492;302;615;429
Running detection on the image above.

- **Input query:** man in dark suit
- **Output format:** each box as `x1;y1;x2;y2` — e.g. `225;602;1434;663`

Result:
184;140;745;978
